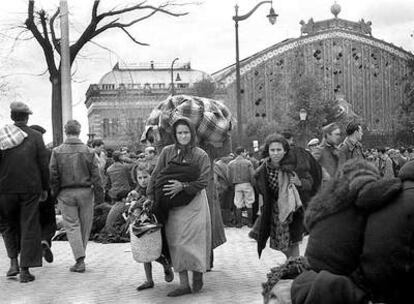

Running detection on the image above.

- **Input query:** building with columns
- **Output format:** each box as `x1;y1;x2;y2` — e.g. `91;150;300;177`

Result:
84;61;212;149
212;4;414;139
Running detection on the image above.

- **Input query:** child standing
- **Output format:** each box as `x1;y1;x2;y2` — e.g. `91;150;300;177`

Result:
128;166;174;291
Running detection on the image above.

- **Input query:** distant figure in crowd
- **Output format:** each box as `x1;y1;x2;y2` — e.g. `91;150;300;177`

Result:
377;147;394;178
106;151;133;203
214;156;234;227
306;138;320;155
29;124;57;263
147;117;211;297
92;139;106;205
255;134;317;259
144;146;158;174
0;102;49;283
49;120;102;273
312;123;344;185
339;121;365;160
228;146;256;228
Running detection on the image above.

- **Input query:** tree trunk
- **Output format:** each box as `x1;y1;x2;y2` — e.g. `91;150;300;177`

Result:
51;75;63;146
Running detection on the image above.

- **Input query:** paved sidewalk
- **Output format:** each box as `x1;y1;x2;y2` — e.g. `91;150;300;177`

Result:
1;227;306;304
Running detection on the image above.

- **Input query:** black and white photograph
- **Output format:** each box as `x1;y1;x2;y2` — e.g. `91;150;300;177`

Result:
1;0;414;303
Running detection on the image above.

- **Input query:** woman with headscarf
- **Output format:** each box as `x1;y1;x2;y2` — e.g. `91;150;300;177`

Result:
146;117;212;297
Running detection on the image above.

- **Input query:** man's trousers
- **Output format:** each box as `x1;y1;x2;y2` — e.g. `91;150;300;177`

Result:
0;193;42;268
57;188;94;260
39;193;57;247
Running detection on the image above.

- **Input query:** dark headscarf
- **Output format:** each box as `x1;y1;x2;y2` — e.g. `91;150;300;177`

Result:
171;117;197;161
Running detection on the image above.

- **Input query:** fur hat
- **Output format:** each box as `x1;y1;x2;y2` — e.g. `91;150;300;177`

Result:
398;160;414;181
343;159;380;197
305;159;380;230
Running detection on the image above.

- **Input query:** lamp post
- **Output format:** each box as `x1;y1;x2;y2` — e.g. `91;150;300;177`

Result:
299;108;308;148
170;57;179;96
233;1;277;146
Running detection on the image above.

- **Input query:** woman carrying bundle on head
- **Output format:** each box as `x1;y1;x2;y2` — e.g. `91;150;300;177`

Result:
146;117;212;297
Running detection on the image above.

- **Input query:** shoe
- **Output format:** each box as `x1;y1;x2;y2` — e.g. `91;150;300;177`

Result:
136;281;154;291
6;258;20;277
20;270;35;283
167;286;192;297
248;230;258;240
192;272;203;293
69;260;85;273
42;241;54;263
164;267;174;282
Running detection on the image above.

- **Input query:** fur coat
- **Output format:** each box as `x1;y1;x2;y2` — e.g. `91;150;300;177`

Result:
304;159;402;275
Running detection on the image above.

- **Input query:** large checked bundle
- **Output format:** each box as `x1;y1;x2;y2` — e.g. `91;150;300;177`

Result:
140;95;232;151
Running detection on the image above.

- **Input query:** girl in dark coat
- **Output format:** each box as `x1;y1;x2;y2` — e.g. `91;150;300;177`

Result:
255;134;315;258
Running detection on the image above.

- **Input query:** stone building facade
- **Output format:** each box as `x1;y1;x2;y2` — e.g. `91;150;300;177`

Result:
84;61;213;149
212;5;414;136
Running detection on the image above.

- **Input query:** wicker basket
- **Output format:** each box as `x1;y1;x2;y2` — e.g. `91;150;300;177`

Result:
130;225;162;263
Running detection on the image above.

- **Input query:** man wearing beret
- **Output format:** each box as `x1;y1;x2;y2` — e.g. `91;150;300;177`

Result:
0;102;50;283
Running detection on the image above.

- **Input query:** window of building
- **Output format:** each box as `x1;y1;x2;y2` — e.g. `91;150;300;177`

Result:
177;83;189;89
102;118;110;138
111;118;119;136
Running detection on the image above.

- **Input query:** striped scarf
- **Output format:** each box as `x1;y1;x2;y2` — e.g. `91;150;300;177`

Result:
0;124;28;150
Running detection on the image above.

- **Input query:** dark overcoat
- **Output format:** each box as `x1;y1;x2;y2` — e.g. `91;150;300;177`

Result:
0;122;49;193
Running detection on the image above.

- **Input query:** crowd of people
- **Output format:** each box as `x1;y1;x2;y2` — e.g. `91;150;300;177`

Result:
1;101;414;303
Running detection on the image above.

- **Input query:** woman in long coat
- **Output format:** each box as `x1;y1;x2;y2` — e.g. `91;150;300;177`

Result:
147;117;211;297
255;134;315;258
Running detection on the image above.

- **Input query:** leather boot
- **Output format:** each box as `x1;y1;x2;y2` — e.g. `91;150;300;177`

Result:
247;208;254;228
7;258;20;277
70;257;86;273
235;209;243;228
20;267;35;283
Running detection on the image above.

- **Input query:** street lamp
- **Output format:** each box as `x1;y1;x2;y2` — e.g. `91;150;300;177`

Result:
233;1;278;146
170;57;179;96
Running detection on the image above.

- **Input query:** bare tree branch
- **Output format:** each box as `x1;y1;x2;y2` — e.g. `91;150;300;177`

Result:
120;27;149;46
50;8;60;54
98;1;148;19
25;1;58;76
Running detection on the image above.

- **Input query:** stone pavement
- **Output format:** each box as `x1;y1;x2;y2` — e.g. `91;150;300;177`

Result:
0;227;307;304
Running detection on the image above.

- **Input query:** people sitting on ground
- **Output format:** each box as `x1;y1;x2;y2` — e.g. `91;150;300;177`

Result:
106;151;134;204
93;190;130;243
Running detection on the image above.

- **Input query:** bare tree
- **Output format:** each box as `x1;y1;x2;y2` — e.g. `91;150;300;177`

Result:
24;0;190;145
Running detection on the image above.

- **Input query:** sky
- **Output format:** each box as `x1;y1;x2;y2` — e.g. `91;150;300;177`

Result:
1;0;414;144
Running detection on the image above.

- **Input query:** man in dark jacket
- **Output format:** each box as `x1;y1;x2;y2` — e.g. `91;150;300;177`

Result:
30;125;56;263
0;102;49;283
312;123;344;186
50;120;102;273
338;121;365;161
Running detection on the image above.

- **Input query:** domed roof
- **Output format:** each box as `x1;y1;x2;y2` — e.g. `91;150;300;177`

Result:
99;62;212;86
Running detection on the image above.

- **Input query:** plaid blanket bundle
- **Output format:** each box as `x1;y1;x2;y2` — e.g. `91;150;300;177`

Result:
0;124;28;150
141;95;232;147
